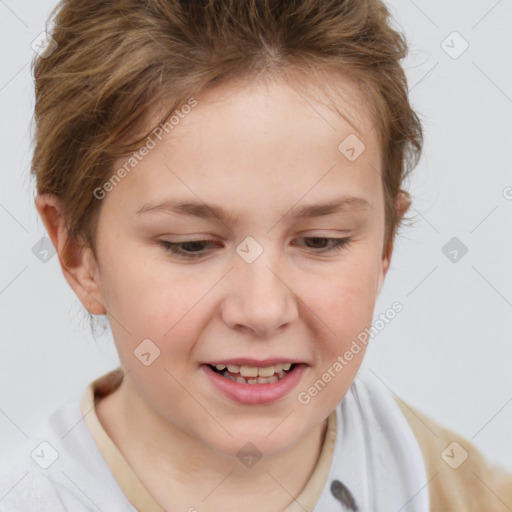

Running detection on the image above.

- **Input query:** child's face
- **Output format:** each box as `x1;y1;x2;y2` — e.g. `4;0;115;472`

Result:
86;75;391;458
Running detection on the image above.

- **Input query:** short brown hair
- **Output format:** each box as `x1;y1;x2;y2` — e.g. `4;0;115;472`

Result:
31;0;422;265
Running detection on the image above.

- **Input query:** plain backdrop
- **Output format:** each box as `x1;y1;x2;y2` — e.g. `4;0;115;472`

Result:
1;0;511;476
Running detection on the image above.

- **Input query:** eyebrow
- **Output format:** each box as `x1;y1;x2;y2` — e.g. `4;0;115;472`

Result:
135;196;372;222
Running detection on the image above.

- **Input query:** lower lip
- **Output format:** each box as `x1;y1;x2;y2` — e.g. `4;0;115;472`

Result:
201;364;307;405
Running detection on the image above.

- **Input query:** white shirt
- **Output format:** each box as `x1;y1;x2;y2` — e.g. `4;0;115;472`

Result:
0;366;430;512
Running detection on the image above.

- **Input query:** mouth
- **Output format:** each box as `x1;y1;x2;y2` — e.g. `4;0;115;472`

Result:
206;362;298;385
201;361;308;405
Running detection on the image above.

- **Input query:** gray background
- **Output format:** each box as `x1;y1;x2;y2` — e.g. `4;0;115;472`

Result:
1;0;511;478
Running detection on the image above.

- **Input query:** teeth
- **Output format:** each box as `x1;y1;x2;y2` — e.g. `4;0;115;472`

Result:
213;362;295;380
237;364;293;377
257;366;276;377
240;365;259;377
256;375;279;384
223;374;280;385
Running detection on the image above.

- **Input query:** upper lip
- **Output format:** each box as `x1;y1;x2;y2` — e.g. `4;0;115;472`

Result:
204;358;305;367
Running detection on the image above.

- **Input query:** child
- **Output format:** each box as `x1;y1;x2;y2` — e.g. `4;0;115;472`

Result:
2;0;511;510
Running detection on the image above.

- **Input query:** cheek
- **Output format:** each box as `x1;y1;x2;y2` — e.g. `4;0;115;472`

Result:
108;267;216;366
97;236;182;319
313;254;379;351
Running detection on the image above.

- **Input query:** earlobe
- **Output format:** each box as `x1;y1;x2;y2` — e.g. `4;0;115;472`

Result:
375;242;392;297
382;238;393;279
375;191;410;297
35;193;107;316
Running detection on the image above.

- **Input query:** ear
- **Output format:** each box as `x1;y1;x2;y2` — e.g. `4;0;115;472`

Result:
375;191;411;297
35;193;106;315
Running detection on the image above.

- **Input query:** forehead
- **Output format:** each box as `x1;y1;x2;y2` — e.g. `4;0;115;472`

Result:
146;71;378;149
108;72;383;216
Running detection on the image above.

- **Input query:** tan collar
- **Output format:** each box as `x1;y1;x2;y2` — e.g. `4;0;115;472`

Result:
79;367;337;511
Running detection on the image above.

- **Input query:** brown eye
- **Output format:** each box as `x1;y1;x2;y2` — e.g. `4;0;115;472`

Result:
298;237;351;252
158;240;220;258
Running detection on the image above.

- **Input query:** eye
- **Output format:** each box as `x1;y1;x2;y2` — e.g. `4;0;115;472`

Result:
296;237;351;252
158;240;220;258
158;237;352;259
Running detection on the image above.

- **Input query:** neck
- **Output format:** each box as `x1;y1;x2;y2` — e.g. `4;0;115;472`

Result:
96;374;329;512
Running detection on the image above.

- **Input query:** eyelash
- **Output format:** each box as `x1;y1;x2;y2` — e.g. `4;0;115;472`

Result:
158;237;351;259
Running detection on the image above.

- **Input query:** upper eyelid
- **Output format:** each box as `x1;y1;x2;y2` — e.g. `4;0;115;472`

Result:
158;235;350;244
158;236;351;253
159;229;353;241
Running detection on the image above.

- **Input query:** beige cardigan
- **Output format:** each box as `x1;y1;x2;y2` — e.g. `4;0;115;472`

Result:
395;398;512;511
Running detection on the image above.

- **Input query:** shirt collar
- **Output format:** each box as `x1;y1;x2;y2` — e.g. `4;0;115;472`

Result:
79;367;337;512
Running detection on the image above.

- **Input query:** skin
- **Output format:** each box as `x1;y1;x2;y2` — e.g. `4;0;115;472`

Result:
36;73;408;512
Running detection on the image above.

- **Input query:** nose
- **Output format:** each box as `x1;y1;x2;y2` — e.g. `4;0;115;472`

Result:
220;248;299;338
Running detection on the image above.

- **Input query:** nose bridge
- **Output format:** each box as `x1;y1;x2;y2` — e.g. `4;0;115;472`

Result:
222;237;298;336
241;251;283;299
